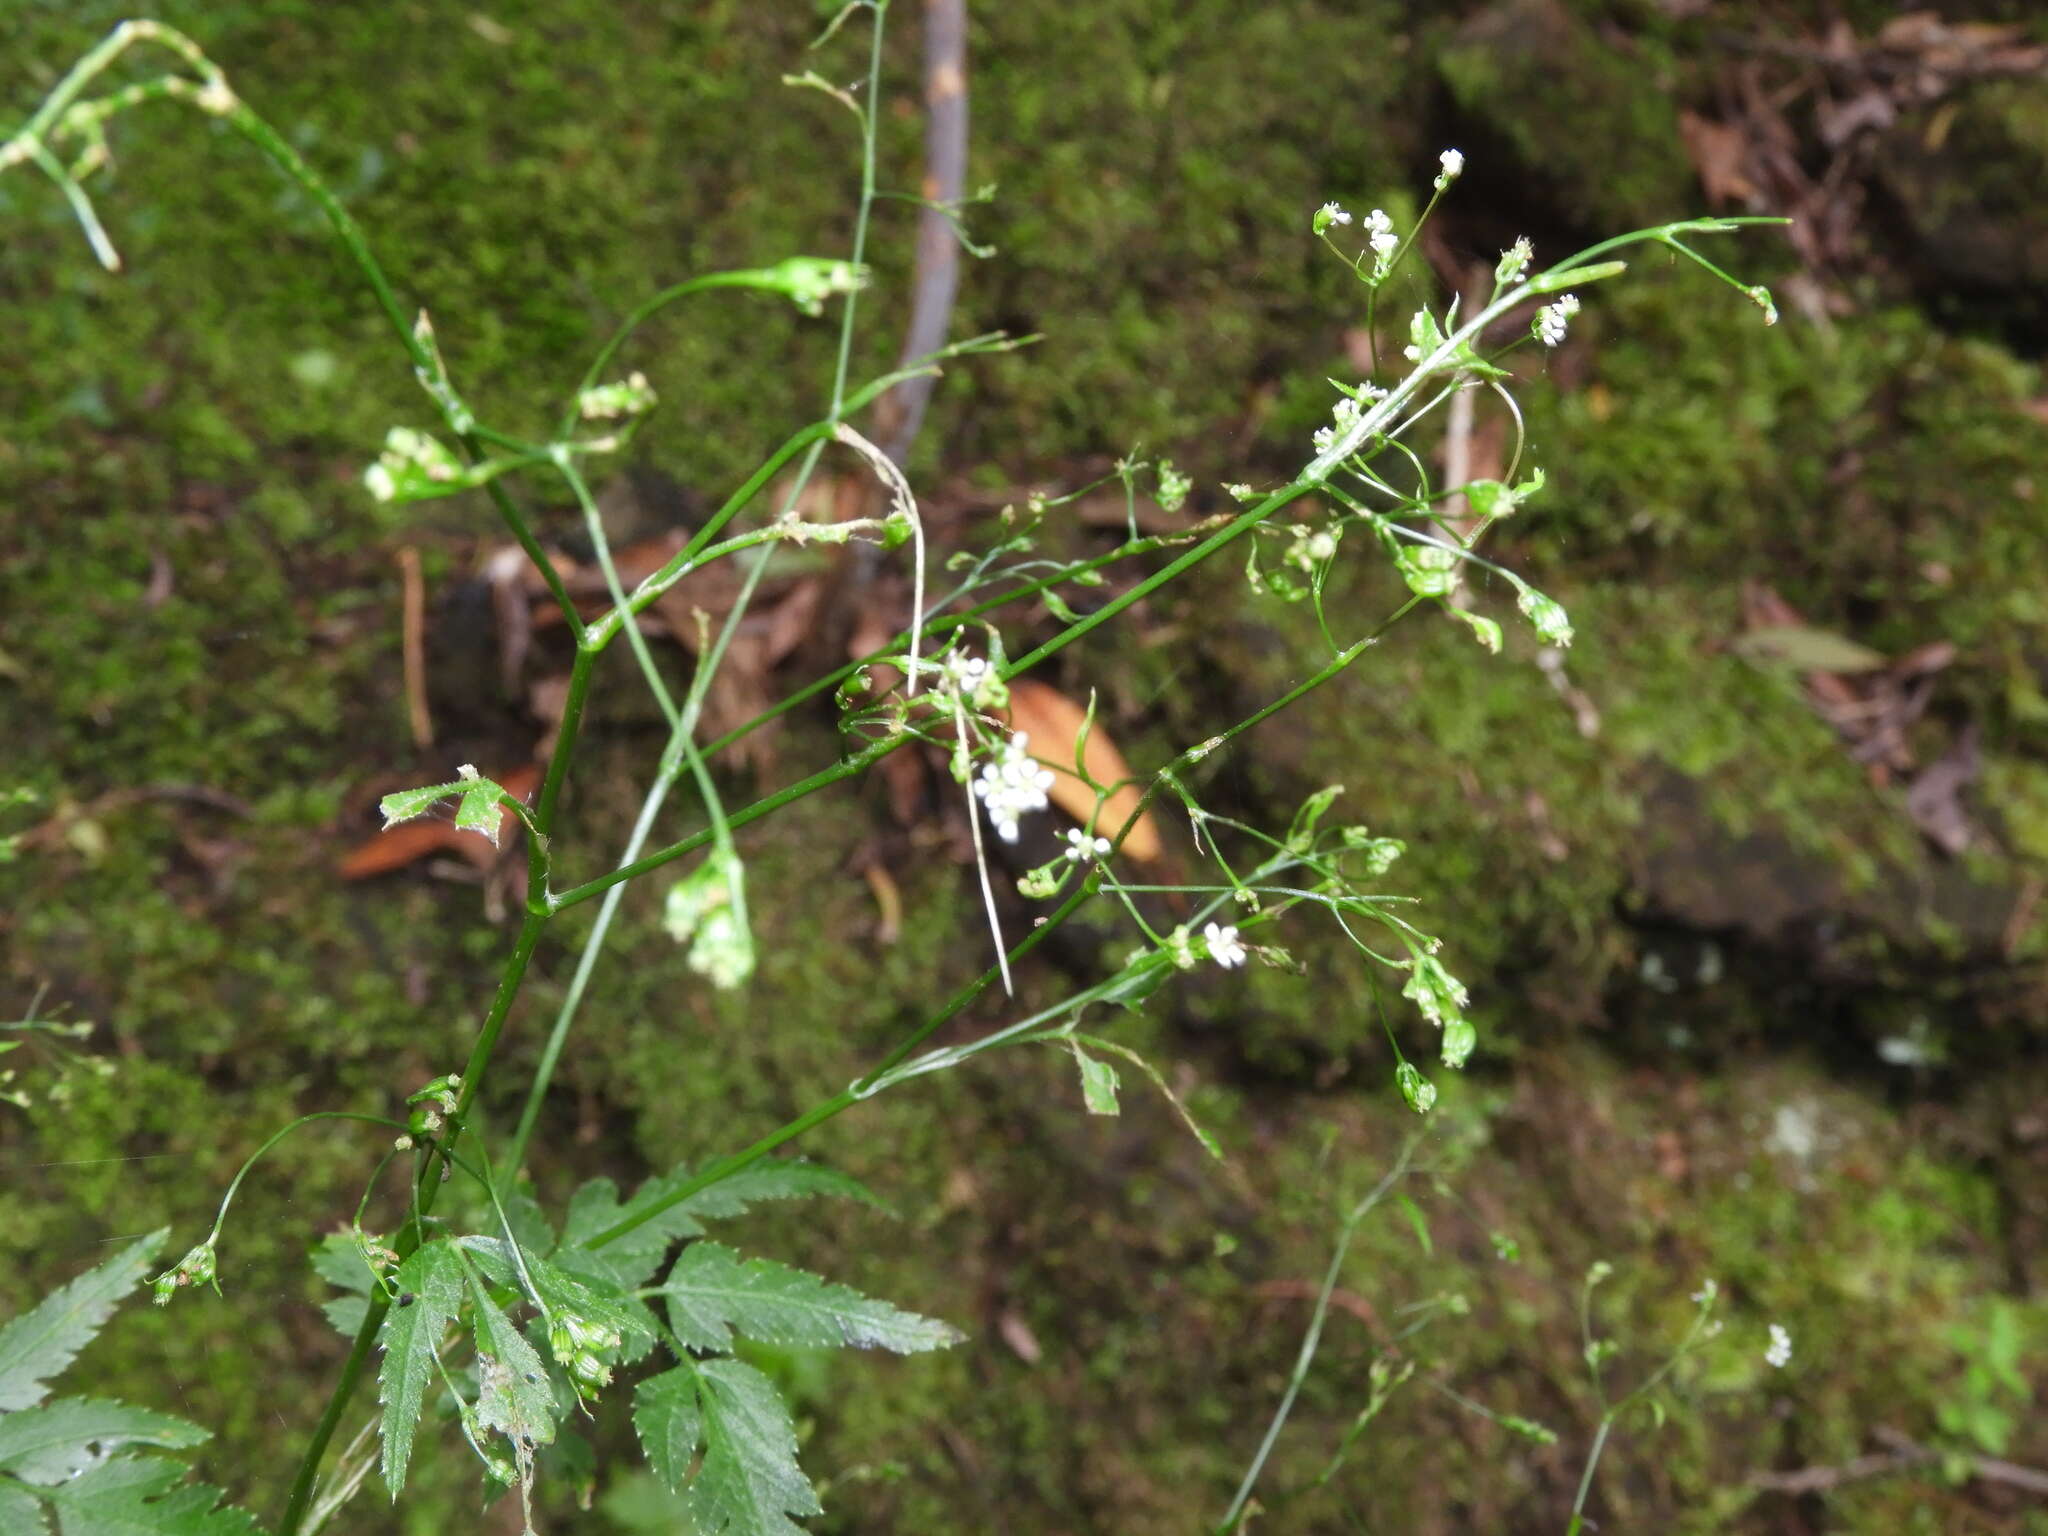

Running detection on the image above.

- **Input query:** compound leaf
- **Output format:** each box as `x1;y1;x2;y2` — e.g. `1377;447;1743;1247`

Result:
467;1273;555;1455
375;1240;462;1495
0;1231;164;1413
0;1398;205;1485
39;1453;260;1536
687;1358;820;1536
658;1242;959;1356
631;1367;704;1494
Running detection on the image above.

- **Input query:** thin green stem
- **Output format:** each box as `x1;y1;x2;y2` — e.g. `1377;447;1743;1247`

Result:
1566;1414;1615;1536
202;1113;411;1246
1217;1140;1421;1532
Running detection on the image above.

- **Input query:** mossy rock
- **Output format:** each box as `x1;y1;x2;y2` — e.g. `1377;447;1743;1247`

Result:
1436;0;1696;234
1878;78;2048;337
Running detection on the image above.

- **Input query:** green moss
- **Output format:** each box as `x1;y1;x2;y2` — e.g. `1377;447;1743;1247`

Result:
1437;0;1695;232
5;3;2046;1530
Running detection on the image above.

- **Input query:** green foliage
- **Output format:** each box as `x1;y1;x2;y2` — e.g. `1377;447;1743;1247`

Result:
657;1243;961;1356
9;4;2037;1533
0;1231;161;1413
0;1235;260;1536
681;1357;822;1536
374;1241;463;1494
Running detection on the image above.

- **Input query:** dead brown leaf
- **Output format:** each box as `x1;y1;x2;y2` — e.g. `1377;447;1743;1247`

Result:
1002;679;1163;863
1678;109;1758;206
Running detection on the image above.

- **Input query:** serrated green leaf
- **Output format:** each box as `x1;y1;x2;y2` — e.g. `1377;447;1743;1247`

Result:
309;1234;374;1295
677;1161;888;1223
560;1176;705;1285
497;1191;557;1261
0;1231;165;1413
632;1367;705;1493
0;1398;206;1485
376;781;468;827
322;1296;369;1340
453;781;506;843
467;1273;556;1454
375;1241;463;1495
687;1358;821;1536
41;1454;261;1536
1071;1044;1120;1116
658;1242;959;1356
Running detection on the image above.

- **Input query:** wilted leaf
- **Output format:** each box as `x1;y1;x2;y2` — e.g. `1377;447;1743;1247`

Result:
1732;625;1889;675
1071;1044;1120;1115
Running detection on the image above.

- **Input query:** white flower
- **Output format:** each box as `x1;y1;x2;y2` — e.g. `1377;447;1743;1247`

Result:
972;731;1055;843
1535;293;1580;348
944;653;990;690
578;369;656;421
1314;201;1352;234
1496;236;1533;286
1063;828;1112;863
1436;148;1464;187
1690;1278;1718;1306
1363;208;1399;280
1204;922;1247;969
1765;1324;1792;1369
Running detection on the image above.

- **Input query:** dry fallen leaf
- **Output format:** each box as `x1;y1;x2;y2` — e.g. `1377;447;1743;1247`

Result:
1002;678;1163;863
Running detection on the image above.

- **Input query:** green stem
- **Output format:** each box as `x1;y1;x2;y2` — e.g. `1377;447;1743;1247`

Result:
203;1112;411;1246
1217;1142;1420;1532
1566;1413;1615;1536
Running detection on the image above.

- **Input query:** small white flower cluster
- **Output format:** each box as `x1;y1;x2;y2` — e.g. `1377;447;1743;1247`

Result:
578;370;656;421
1064;828;1111;863
767;256;866;318
1690;1278;1718;1306
1364;207;1399;280
1311;385;1388;455
939;649;1006;711
363;426;462;503
973;732;1054;843
1765;1323;1792;1369
1496;236;1533;286
945;652;991;691
1436;148;1464;189
1314;201;1352;234
1204;921;1247;969
1287;525;1340;571
1535;293;1580;348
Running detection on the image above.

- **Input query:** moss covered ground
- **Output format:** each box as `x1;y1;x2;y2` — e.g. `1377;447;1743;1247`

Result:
3;2;2045;1532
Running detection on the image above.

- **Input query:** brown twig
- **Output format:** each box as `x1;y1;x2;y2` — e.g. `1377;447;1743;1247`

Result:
1751;1428;2048;1498
876;0;968;469
1251;1278;1389;1343
396;545;434;750
19;783;253;852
